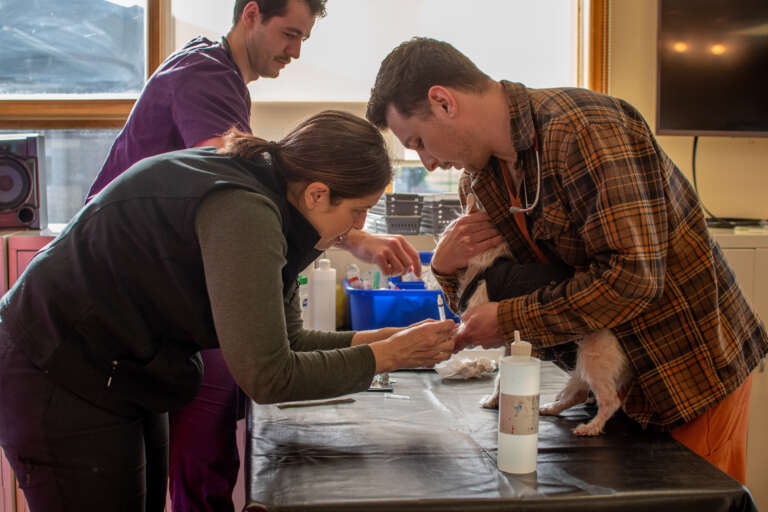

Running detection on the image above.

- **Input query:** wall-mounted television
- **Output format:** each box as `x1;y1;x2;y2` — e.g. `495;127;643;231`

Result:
656;0;768;137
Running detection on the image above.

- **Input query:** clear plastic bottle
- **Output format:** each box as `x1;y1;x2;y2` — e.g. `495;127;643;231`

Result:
346;263;363;289
311;258;336;331
401;267;419;282
297;274;312;329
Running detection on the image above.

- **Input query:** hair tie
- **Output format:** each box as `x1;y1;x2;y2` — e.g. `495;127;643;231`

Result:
265;140;280;153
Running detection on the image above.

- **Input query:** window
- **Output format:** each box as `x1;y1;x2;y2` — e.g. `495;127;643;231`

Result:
173;0;582;102
0;0;145;97
0;0;163;128
393;166;463;195
392;148;463;195
0;0;609;222
171;0;602;194
0;0;163;225
171;0;235;51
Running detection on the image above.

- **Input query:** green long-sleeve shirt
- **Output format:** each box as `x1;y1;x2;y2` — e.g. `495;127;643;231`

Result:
196;188;376;404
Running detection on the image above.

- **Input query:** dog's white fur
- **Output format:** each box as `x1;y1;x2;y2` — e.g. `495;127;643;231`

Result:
448;196;633;436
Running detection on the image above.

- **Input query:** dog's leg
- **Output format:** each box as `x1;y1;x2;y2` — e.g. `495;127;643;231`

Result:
572;329;627;436
480;373;501;409
540;374;590;416
479;326;510;409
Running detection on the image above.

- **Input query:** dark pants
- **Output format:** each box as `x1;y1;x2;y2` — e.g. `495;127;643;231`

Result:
169;349;243;512
0;329;168;512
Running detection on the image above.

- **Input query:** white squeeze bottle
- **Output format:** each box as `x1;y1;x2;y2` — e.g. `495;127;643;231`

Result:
497;330;541;474
311;258;336;331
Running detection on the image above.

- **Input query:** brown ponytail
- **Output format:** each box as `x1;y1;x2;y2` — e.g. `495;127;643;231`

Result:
219;110;392;203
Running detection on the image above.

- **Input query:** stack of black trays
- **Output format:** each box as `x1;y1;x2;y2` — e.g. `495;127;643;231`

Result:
365;193;424;235
420;195;462;235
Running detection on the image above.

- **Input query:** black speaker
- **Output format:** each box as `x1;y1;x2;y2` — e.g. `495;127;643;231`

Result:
0;134;47;229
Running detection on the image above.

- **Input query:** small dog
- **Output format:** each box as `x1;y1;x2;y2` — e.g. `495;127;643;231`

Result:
449;195;633;436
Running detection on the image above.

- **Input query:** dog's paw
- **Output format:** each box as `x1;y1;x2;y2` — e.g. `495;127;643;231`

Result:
479;393;499;409
539;401;564;416
572;422;603;436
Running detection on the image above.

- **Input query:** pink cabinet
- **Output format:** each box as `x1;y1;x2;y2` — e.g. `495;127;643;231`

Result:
1;232;53;512
0;231;241;511
0;230;22;296
1;450;16;512
1;451;29;512
7;233;55;290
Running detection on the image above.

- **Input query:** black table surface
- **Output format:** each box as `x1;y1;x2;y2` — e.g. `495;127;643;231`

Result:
244;363;755;512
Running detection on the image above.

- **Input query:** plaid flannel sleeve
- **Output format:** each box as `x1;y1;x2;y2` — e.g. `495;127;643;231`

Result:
498;119;669;346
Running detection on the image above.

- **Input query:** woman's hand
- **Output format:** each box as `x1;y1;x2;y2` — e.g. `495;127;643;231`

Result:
369;319;457;372
431;212;504;275
338;229;421;277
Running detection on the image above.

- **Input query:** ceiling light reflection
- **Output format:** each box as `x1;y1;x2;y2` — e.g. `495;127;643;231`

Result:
710;44;727;55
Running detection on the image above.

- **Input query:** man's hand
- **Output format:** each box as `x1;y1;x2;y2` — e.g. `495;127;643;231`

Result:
454;301;505;351
432;212;504;275
339;229;421;277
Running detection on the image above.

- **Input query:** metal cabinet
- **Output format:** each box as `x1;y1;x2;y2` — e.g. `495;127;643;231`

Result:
714;229;768;511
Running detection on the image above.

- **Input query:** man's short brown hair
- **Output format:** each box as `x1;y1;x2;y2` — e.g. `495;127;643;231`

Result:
232;0;327;25
366;37;493;129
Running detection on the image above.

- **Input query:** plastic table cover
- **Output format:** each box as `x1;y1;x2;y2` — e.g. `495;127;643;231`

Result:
245;363;755;512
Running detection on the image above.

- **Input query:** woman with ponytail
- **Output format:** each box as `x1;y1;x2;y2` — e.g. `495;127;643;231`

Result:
0;110;456;511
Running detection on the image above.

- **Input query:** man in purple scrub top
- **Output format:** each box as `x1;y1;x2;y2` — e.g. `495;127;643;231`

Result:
86;1;423;510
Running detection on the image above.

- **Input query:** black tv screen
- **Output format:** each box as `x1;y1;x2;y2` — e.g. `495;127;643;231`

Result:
656;0;768;137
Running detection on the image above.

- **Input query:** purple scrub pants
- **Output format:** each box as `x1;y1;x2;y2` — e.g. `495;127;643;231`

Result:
169;349;244;512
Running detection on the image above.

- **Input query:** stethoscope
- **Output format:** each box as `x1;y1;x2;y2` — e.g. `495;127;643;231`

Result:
502;135;542;215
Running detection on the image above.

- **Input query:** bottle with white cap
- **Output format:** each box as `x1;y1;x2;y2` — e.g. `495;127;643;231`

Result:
311;258;336;331
497;330;540;474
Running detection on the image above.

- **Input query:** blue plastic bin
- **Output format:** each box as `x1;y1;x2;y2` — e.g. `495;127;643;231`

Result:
387;276;425;290
343;279;459;330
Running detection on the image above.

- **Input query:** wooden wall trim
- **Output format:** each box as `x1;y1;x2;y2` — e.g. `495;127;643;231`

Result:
589;0;610;93
147;0;163;76
0;100;135;129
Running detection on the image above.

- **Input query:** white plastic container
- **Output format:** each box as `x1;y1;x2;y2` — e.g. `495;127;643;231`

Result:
311;258;336;331
497;354;541;474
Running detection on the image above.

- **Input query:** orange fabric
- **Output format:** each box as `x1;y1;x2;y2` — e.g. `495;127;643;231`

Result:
499;160;549;264
670;375;752;484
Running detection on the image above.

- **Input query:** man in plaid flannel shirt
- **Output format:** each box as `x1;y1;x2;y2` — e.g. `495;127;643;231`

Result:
366;37;768;484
